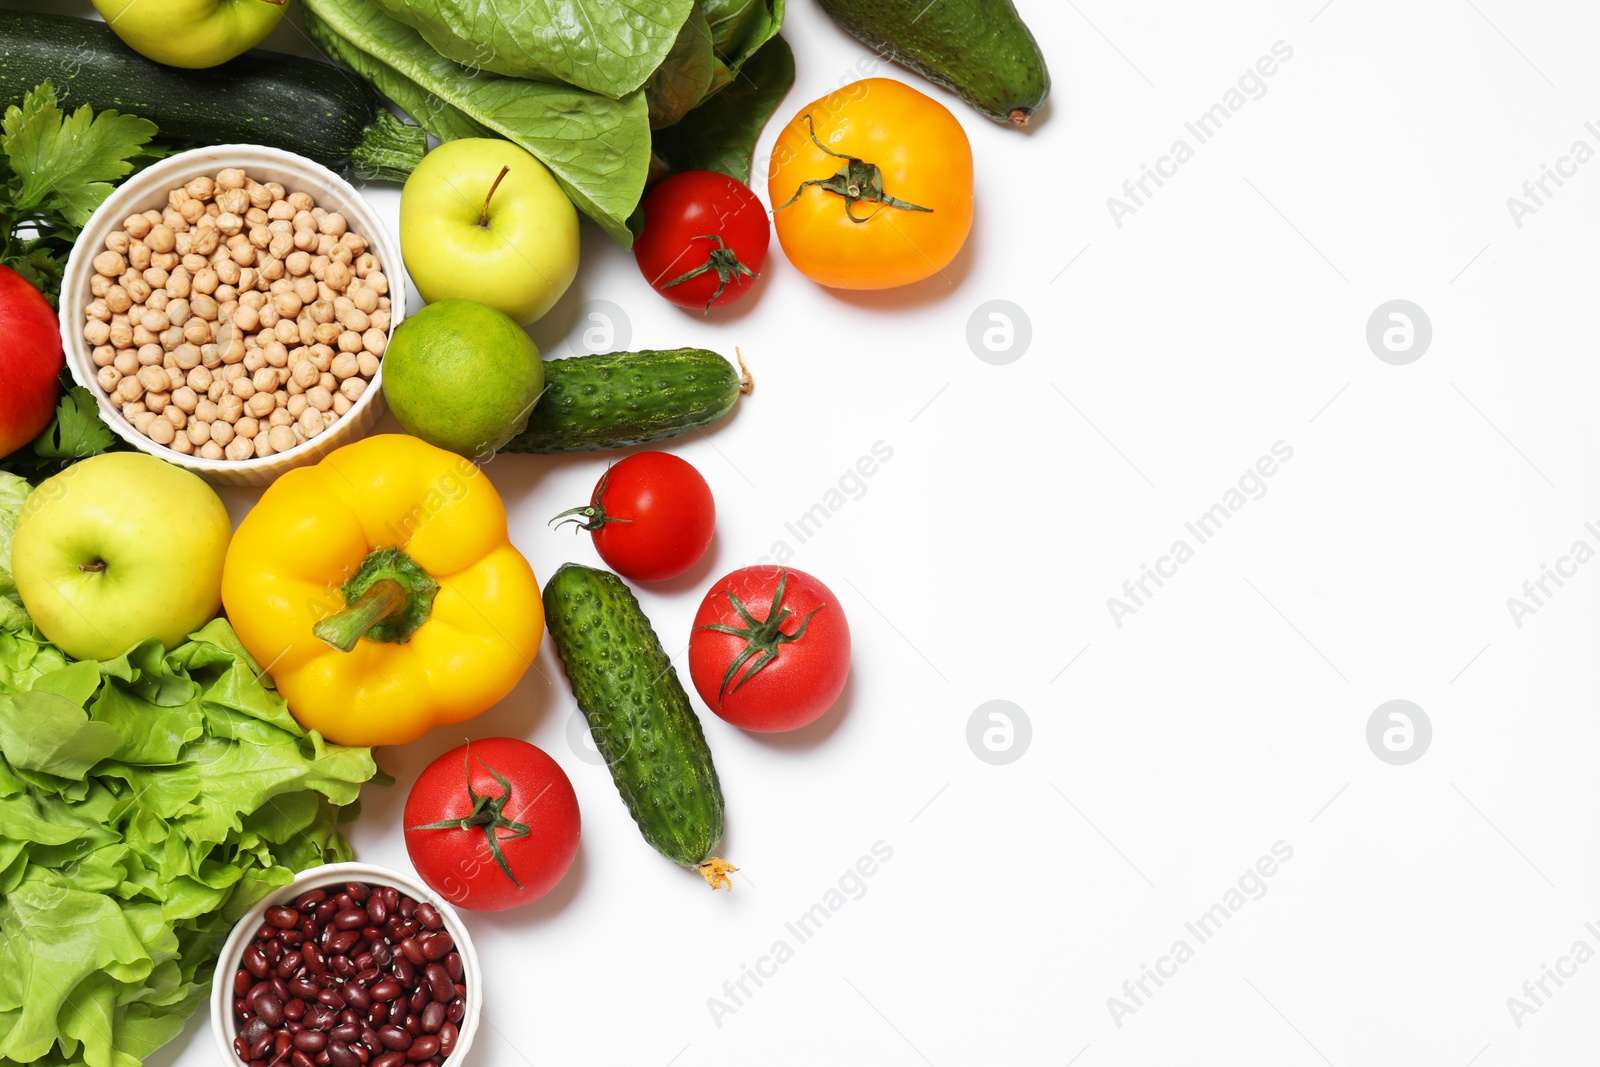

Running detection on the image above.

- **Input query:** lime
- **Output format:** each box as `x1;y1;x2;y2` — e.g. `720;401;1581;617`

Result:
383;299;544;457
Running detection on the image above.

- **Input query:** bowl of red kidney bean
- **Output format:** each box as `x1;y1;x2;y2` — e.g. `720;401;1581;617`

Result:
210;863;480;1067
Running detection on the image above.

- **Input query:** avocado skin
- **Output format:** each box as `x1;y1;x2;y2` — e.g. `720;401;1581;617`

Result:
817;0;1050;126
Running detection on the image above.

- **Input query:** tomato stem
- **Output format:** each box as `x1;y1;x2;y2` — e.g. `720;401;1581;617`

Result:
405;746;533;889
549;469;634;533
658;234;759;312
695;569;823;702
773;114;933;222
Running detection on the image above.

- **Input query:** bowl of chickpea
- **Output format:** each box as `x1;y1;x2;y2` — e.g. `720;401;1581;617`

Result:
58;144;405;487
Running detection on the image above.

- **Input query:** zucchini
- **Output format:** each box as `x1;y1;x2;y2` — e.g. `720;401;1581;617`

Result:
500;348;750;455
542;564;735;890
0;11;425;182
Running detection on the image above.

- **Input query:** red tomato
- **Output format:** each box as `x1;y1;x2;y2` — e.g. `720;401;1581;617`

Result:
689;567;850;732
403;738;580;912
553;452;715;582
0;265;63;459
633;171;769;311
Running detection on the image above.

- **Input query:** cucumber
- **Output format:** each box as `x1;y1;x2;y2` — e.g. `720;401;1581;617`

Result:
499;348;750;455
0;11;425;182
542;564;735;890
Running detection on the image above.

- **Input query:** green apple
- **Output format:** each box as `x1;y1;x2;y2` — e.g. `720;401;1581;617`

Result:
92;0;286;69
11;453;232;661
401;138;580;326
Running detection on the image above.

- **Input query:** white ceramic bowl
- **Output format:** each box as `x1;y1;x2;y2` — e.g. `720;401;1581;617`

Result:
59;145;404;488
210;862;480;1067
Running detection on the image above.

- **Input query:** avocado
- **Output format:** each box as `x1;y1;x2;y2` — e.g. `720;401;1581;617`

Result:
817;0;1050;126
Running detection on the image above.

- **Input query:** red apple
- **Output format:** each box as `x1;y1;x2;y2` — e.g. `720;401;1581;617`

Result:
0;266;63;459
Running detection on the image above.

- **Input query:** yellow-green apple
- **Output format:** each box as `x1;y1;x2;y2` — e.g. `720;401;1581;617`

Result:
92;0;286;69
0;266;62;459
400;138;579;325
11;453;231;661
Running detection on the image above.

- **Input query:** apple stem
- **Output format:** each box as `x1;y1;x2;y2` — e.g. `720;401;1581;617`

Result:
78;561;106;573
480;166;510;227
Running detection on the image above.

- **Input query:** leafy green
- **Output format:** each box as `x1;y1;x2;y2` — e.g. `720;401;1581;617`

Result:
653;34;795;184
303;0;651;246
701;0;786;96
0;386;124;486
371;0;696;97
0;83;161;307
0;486;376;1067
0;474;26;606
647;2;716;129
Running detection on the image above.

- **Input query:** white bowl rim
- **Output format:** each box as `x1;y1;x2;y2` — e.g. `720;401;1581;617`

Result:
59;144;403;476
208;861;482;1067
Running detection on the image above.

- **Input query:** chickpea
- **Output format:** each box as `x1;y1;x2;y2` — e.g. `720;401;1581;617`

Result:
369;309;390;332
298;407;325;438
82;319;110;346
91;274;112;298
147;418;176;446
116;376;144;404
306;385;333;412
93;250;126;276
146;390;171;414
96;365;121;391
291;360;320;389
210;420;234;446
246;391;276;419
109;323;134;350
339;377;367;403
268;200;295;222
123;214;153;239
218;395;244;424
169;433;195;456
187;366;212;392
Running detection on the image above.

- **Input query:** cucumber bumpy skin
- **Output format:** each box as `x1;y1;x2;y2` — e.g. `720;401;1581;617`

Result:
542;564;736;890
498;348;749;455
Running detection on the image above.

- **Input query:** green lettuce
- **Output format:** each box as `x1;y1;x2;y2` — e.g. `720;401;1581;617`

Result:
0;478;377;1067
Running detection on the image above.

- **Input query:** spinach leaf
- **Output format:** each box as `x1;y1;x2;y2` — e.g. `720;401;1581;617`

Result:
371;0;695;99
303;0;651;246
653;34;794;184
647;2;716;130
701;0;785;97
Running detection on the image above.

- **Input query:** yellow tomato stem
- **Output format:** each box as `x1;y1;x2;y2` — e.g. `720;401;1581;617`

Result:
313;578;406;653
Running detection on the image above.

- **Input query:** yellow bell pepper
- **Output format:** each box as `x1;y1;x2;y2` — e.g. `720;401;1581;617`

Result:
221;435;542;747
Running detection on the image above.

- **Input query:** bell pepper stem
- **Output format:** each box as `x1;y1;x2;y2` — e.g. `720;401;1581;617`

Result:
314;578;407;653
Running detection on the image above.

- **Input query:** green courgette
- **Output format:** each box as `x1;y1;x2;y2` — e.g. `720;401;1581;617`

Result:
500;348;750;455
0;11;425;182
542;564;735;890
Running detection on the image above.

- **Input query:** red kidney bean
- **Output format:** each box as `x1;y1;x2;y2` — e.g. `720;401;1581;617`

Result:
409;985;431;1014
419;933;452;961
249;1032;273;1060
293;1052;316;1067
355;1047;371;1065
391;919;420;941
332;956;357;979
446;999;464;1025
424;966;453;1005
321;989;349;1010
391;958;415;987
235;969;253;997
235;997;248;1020
370;979;402;1002
400;1014;418;1034
419;1003;444;1034
315;900;340;925
362;926;385;947
347;882;371;903
443;953;462;983
414;904;442;932
329;930;361;955
266;941;284;964
303;944;325;975
334;892;355;911
256;923;277;941
334;909;368;931
355;969;379;985
294;1031;328;1054
377;1026;411;1051
289;977;319;1000
330;1023;360;1043
328;1042;359;1067
307;1006;339;1032
405;1036;439;1062
345;985;373;1013
234;1036;251;1060
315;1054;330;1067
285;999;307;1022
281;929;305;947
251;992;284;1028
373;1053;407;1067
369;942;392;969
398;896;417;919
365;897;388;926
267;905;301;929
243;945;269;979
297;889;327;911
277;951;303;979
272;978;292;1002
275;1032;293;1059
360;1028;382;1052
368;1003;390;1027
399;939;425;967
437;1022;457;1058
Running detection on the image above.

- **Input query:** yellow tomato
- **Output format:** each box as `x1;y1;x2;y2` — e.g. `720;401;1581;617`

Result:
768;78;974;290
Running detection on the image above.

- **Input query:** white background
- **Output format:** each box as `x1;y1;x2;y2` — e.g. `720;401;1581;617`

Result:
11;0;1600;1063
